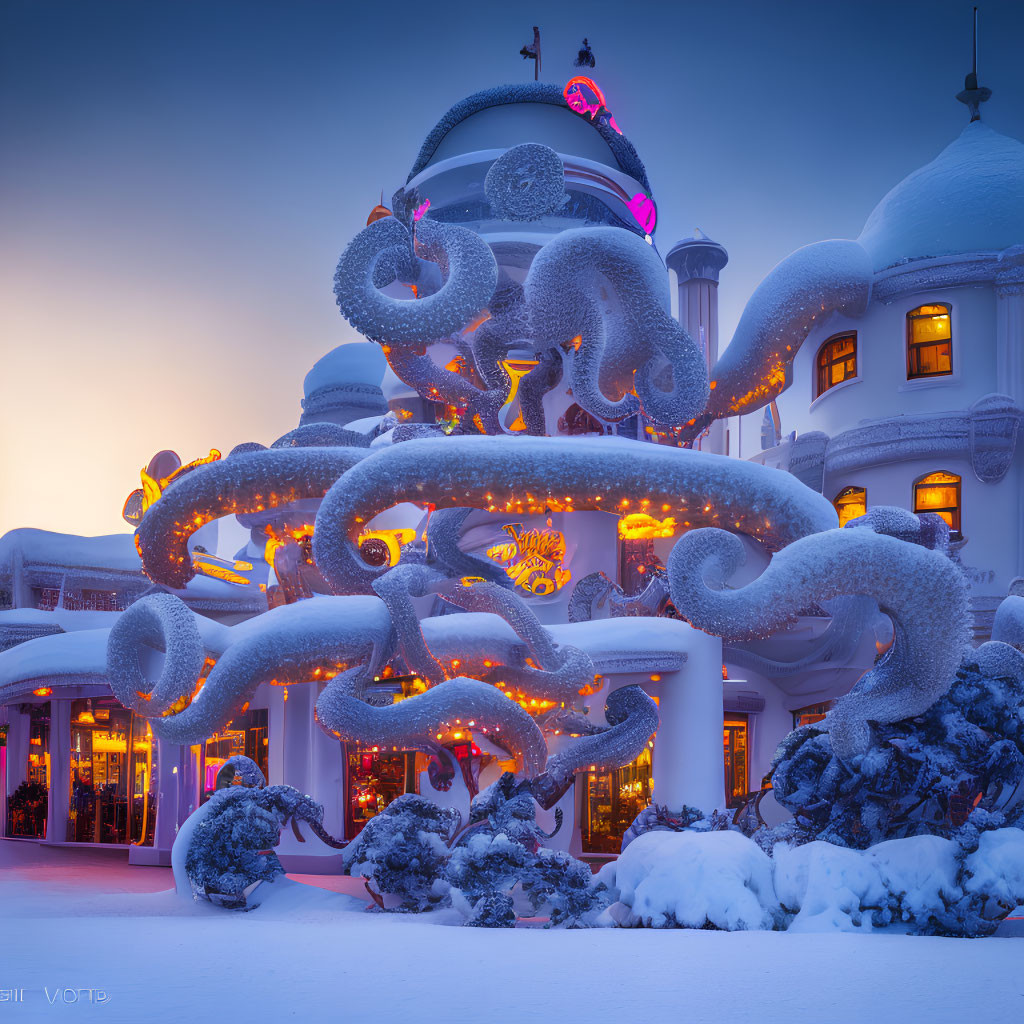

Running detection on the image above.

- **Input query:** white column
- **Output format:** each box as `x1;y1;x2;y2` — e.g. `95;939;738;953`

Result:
282;684;312;794
311;683;345;838
44;698;71;844
652;628;724;812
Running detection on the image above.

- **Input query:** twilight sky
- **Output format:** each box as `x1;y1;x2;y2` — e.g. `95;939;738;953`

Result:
2;0;1023;537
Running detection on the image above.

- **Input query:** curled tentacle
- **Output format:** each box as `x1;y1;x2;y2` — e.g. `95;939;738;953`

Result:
525;227;708;425
667;526;969;759
686;238;873;439
313;434;837;595
106;592;208;715
316;676;548;777
567;570;670;622
107;595;393;745
371;564;448;686
530;685;660;808
426;508;510;586
441;578;595;703
136;447;367;589
383;343;504;434
333;217;498;346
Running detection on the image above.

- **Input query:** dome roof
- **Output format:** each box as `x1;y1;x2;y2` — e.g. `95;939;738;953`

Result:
303;342;386;399
858;121;1024;272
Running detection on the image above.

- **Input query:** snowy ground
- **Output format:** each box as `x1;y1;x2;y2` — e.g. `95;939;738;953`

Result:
1;840;1021;1024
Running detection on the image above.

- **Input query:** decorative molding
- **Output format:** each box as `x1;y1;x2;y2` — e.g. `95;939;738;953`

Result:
822;393;1021;483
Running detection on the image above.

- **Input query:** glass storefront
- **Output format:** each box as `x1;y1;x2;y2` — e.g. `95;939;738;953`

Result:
68;697;157;845
582;746;653;855
201;709;269;799
345;746;418;837
6;702;50;838
724;716;749;808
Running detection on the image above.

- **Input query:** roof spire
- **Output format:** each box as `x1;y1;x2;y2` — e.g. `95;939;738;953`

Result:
956;6;992;122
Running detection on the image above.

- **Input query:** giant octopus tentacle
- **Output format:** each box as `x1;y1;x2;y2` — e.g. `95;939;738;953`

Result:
426;508;510;586
333;217;498;346
136;447;368;589
316;676;548;777
312;434;838;595
525;227;709;426
440;578;595;703
372;564;449;686
107;594;393;745
530;685;660;808
684;238;872;441
666;526;969;759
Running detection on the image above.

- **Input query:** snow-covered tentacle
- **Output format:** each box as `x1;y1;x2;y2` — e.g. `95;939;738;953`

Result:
313;435;838;594
383;343;504;434
530;685;659;808
516;348;562;436
426;508;510;585
107;593;210;715
525;227;708;426
371;564;449;686
567;570;670;622
483;144;568;222
667;527;970;758
136;447;367;589
110;596;394;746
316;676;548;777
333;217;498;346
688;239;872;437
441;578;595;703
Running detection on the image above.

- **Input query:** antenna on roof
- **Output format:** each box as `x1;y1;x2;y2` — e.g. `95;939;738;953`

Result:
956;6;992;122
520;26;541;81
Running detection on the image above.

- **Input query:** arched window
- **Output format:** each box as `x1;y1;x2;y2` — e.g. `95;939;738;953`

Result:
815;333;858;398
833;486;867;527
913;471;961;539
906;303;952;379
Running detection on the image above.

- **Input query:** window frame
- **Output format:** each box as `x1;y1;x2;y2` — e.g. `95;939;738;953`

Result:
906;303;953;381
912;470;962;541
814;332;859;399
833;485;867;528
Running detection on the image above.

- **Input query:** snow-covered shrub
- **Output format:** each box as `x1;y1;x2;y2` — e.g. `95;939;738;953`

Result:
766;645;1024;849
600;830;782;930
621;803;731;851
447;831;533;907
521;847;610;928
342;794;460;912
466;892;517;928
185;785;324;907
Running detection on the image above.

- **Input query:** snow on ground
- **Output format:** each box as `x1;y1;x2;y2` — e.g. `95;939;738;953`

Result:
0;840;1021;1024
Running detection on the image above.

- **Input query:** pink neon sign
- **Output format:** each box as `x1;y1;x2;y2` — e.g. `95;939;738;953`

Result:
563;76;623;135
413;199;431;222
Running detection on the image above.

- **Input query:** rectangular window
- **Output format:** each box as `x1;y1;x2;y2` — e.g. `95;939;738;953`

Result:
724;717;749;808
345;747;418;837
816;334;857;398
907;304;952;379
582;745;653;854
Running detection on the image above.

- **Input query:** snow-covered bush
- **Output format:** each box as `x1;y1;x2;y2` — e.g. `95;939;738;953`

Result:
601;822;1024;936
185;785;325;907
342;794;460;912
521;847;610;928
447;832;533;907
466;892;517;928
766;645;1024;849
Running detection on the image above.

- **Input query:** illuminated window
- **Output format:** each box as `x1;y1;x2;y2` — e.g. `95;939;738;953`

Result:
907;303;952;379
582;745;653;854
345;746;418;837
833;486;867;527
724;717;749;808
815;333;858;397
913;471;962;539
792;701;833;729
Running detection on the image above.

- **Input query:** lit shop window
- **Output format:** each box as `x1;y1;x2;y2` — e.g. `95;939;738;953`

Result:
69;697;157;846
582;745;653;854
913;471;962;540
724;717;749;808
815;333;857;397
202;709;269;799
833;486;867;527
906;304;952;379
6;702;50;838
346;746;418;837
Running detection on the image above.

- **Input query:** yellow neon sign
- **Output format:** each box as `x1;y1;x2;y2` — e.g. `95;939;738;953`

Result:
486;524;571;596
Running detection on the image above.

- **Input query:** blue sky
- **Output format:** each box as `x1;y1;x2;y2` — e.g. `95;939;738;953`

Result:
2;0;1023;534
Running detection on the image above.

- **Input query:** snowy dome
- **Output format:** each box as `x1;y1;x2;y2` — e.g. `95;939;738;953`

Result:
858;121;1024;272
302;342;386;399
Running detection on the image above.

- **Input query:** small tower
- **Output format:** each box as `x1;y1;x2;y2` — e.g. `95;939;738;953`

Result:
665;232;729;452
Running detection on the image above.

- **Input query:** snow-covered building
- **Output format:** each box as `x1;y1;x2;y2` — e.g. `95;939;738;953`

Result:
0;70;1016;874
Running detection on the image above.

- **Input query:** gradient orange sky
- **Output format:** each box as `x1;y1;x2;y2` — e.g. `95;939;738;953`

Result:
3;0;1023;538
